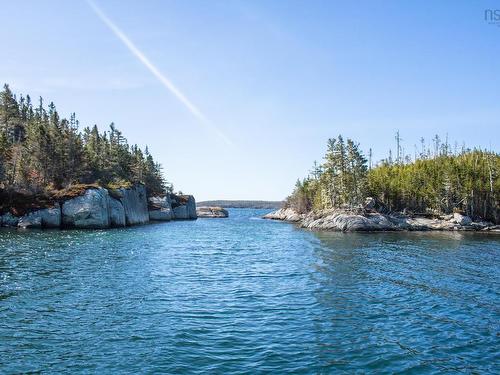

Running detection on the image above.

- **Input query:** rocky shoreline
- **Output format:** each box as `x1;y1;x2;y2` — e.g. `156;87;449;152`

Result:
196;206;229;218
0;184;197;229
263;207;500;232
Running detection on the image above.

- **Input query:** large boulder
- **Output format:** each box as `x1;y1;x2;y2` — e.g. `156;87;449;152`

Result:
117;184;149;225
108;197;126;227
148;196;173;221
62;188;110;228
1;212;19;227
18;211;42;229
197;206;228;218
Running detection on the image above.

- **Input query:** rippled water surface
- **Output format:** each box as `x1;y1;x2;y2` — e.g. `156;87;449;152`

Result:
1;209;499;373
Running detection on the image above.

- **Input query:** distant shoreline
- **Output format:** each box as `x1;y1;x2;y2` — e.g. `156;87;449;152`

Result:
197;200;283;209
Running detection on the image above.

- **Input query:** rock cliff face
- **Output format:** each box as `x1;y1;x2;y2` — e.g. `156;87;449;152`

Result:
148;196;173;221
264;207;498;232
0;184;197;230
108;197;126;227
62;188;111;229
196;206;229;218
171;195;197;220
117;185;149;225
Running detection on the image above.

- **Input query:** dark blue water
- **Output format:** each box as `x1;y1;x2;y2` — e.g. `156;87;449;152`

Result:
1;209;499;373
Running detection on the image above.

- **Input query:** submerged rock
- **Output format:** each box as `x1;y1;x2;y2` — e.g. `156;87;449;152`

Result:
196;206;228;218
62;188;110;228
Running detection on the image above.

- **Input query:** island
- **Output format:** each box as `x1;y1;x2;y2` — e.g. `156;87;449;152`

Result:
264;135;499;232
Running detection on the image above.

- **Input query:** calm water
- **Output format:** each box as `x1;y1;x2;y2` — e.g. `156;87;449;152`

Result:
1;209;499;374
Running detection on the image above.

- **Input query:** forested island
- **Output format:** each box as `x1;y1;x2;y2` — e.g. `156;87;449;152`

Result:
265;135;500;232
0;84;196;228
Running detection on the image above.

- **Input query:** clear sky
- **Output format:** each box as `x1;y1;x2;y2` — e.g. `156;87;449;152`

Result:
2;0;499;200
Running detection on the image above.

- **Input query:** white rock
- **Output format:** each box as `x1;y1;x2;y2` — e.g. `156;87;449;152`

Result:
263;208;303;222
453;213;472;226
62;188;110;228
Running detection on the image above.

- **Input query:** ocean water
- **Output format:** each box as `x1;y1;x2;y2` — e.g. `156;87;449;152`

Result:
0;208;499;373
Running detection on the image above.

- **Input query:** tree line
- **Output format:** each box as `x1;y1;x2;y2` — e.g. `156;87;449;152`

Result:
0;84;169;196
287;134;499;223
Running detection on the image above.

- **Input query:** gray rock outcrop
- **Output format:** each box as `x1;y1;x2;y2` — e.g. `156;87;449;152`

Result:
1;184;197;230
40;204;62;228
171;195;197;220
62;188;110;228
117;185;149;225
1;212;20;227
18;211;42;229
197;206;229;218
148;196;173;221
108;197;126;227
263;208;304;222
264;207;495;232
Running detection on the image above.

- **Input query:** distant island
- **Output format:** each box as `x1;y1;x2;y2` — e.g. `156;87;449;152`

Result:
265;134;499;232
198;200;283;209
0;84;196;228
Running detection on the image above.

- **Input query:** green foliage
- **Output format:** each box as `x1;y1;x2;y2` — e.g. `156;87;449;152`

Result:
286;134;500;223
0;84;168;195
367;151;500;222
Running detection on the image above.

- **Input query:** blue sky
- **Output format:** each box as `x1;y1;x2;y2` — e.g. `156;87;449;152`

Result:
2;0;499;200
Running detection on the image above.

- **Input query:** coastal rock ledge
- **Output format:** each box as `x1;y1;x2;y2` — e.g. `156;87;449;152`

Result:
0;184;197;230
196;206;229;218
263;207;499;232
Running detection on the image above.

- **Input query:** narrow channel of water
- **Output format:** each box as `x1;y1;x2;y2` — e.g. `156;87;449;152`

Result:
1;209;498;373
